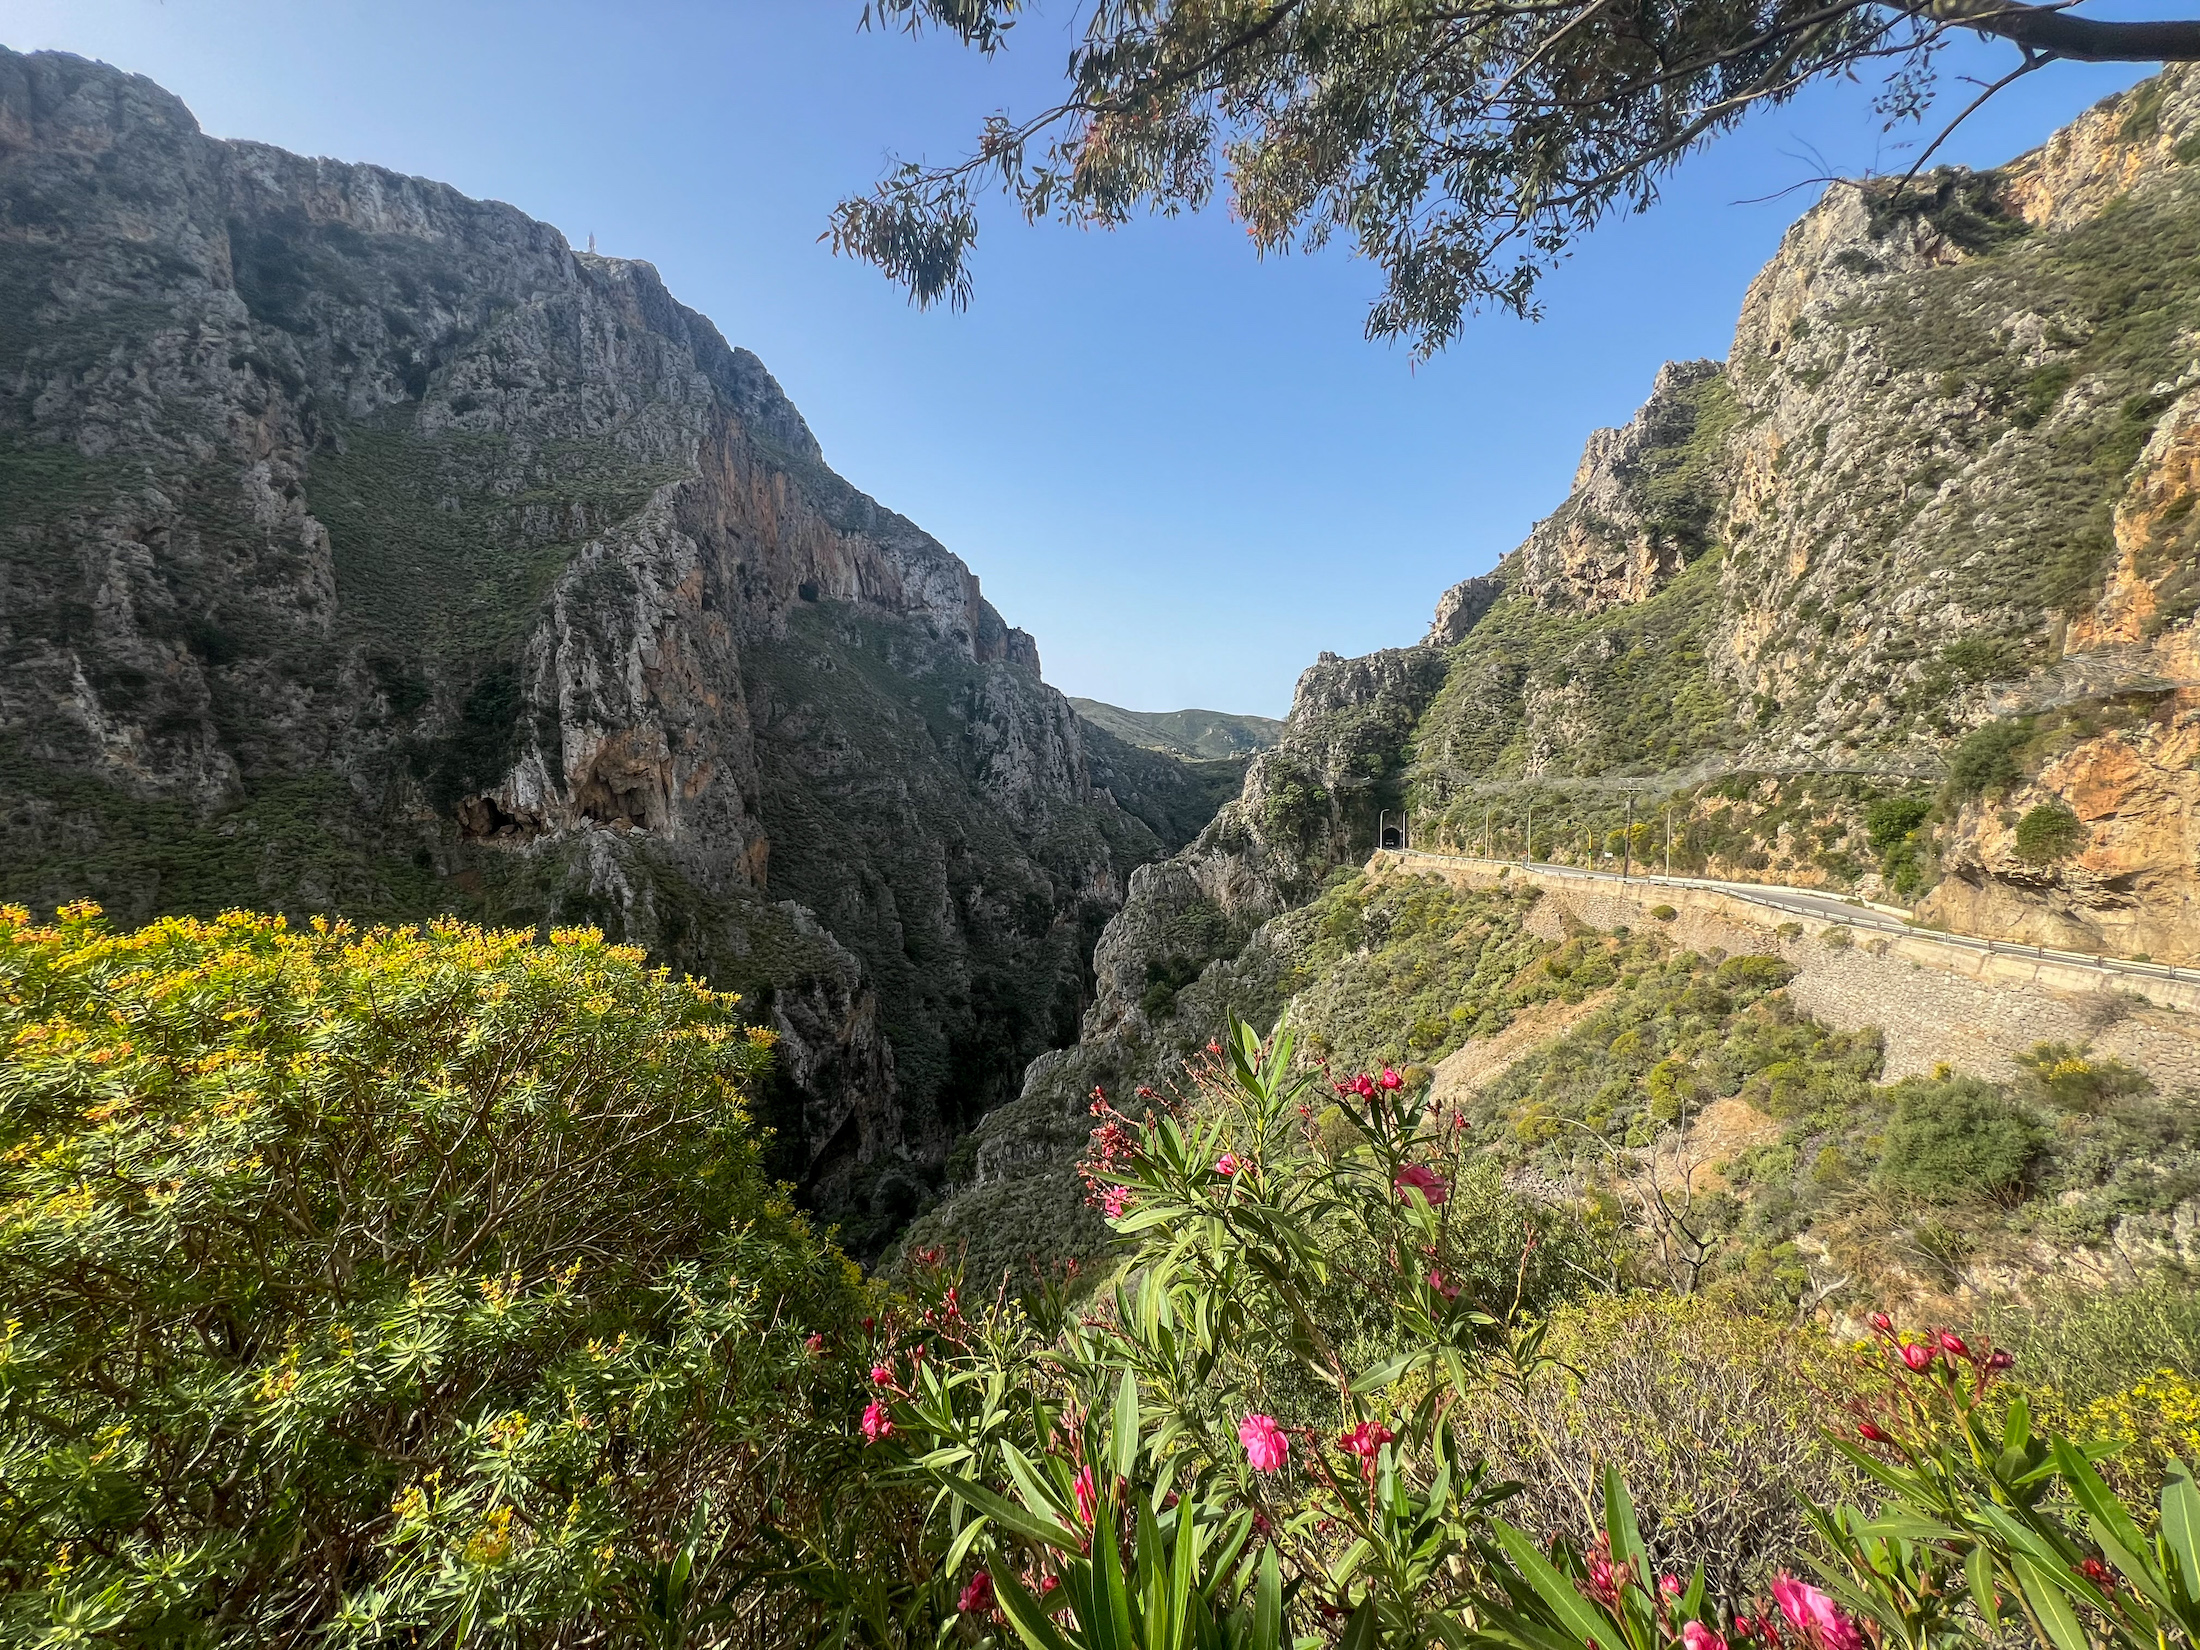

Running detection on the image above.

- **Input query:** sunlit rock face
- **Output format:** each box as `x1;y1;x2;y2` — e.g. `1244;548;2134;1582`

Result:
912;68;2200;1282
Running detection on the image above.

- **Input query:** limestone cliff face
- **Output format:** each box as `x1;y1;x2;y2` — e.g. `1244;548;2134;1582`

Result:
1398;69;2200;957
1920;380;2200;959
1512;359;1728;614
0;47;1204;1238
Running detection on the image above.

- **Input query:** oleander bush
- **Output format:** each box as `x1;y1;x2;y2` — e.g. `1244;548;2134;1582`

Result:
0;904;891;1646
843;1018;2200;1650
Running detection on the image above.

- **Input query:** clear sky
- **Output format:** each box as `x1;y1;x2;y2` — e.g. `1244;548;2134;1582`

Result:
0;1;2159;716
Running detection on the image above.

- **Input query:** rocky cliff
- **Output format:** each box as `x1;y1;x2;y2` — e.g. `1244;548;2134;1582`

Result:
914;69;2200;1282
0;46;1217;1245
1409;69;2200;961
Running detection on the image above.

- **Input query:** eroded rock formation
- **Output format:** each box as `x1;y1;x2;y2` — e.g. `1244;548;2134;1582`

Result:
0;46;1222;1241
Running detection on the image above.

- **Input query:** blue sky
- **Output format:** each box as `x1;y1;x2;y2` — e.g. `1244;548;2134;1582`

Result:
0;2;2158;716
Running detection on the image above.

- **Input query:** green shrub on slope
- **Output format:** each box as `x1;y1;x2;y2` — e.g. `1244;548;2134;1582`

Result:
1275;871;1550;1071
1873;1075;2046;1207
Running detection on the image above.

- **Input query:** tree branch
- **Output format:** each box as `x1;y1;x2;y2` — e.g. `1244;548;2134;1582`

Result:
1927;0;2200;63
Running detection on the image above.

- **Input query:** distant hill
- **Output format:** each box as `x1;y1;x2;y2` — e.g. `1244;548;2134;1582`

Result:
1068;699;1286;761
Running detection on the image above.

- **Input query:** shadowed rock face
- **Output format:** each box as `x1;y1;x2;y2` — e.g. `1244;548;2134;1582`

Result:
0;46;1225;1246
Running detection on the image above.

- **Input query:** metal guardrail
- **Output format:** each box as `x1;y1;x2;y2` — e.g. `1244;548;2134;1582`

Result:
1386;848;2190;987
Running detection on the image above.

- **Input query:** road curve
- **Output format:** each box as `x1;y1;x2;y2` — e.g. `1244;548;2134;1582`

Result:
1387;848;2192;989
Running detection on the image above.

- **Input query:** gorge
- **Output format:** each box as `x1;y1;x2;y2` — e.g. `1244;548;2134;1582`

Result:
7;46;2200;1290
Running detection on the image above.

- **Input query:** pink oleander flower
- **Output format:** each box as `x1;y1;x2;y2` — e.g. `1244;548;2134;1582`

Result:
1898;1341;1936;1373
1937;1330;1969;1359
1216;1153;1243;1177
1351;1072;1377;1099
1379;1067;1402;1090
1339;1421;1395;1459
870;1363;894;1386
1072;1464;1097;1526
804;1332;824;1353
1868;1311;1893;1334
959;1571;994;1616
1426;1268;1461;1300
860;1399;893;1444
1394;1163;1450;1205
1858;1421;1891;1444
1773;1574;1861;1650
1684;1622;1729;1650
1101;1184;1133;1220
1660;1574;1684;1598
1584;1541;1630;1607
1238;1413;1289;1474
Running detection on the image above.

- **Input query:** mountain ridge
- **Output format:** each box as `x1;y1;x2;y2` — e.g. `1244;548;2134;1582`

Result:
1066;698;1285;761
0;44;1235;1247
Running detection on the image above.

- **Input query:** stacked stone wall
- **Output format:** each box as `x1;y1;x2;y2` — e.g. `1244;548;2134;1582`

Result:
1396;855;2200;1093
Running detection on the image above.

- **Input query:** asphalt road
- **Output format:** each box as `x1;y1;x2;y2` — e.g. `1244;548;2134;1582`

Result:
1390;848;2191;988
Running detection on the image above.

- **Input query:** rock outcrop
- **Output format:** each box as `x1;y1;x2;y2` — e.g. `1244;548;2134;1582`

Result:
1403;69;2200;955
912;68;2200;1280
0;46;1217;1243
1514;358;1728;613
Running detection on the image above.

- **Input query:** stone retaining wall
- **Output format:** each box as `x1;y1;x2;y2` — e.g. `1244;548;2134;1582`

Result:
1396;854;2200;1093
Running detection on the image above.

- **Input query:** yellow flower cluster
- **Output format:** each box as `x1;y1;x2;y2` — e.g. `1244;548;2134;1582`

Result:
2073;1368;2200;1457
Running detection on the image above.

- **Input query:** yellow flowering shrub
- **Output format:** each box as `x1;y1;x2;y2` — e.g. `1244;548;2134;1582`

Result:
2078;1368;2200;1455
0;904;883;1645
2027;1367;2200;1501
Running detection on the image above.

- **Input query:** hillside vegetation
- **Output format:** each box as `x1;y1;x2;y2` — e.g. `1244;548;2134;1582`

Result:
1068;699;1286;760
10;907;2198;1649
